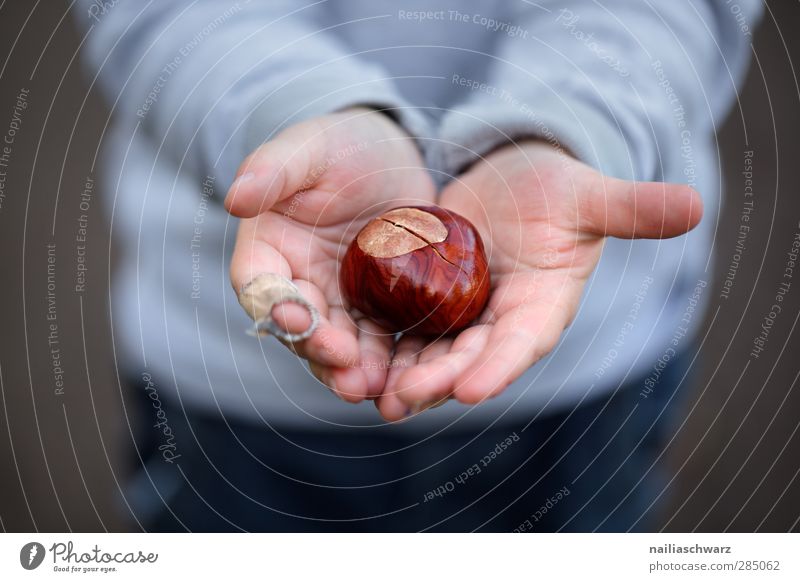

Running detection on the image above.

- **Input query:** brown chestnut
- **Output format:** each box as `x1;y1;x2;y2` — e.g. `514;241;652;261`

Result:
340;205;490;336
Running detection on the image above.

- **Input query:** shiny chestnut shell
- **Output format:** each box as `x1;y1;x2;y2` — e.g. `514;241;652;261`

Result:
340;205;490;336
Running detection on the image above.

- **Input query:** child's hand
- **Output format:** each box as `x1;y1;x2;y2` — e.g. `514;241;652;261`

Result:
377;141;702;420
227;108;436;402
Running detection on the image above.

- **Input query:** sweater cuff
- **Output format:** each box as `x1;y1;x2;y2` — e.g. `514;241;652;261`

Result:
436;93;634;181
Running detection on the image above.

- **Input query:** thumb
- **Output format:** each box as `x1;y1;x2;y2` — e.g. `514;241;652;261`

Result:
224;125;326;218
579;177;703;239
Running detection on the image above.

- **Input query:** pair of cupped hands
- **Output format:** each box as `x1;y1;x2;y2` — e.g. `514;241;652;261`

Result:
225;107;702;421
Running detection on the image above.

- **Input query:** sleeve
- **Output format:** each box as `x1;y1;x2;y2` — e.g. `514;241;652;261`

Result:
73;0;433;186
435;0;763;182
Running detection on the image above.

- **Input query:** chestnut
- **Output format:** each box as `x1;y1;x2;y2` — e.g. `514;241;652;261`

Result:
340;205;490;336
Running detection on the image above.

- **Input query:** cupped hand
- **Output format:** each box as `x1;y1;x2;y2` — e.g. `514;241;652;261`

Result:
227;107;436;402
376;141;703;420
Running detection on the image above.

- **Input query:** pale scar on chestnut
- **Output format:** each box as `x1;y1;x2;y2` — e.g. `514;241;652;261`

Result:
356;207;448;258
341;205;491;336
356;207;465;271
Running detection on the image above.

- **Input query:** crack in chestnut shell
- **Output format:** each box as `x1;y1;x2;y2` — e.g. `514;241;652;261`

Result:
340;205;490;336
355;207;447;258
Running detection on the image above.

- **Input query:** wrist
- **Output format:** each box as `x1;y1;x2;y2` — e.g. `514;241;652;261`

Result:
338;105;406;133
490;138;576;162
464;139;572;176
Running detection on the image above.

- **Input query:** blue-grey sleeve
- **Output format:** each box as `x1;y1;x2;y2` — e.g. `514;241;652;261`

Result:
73;0;433;186
437;0;762;182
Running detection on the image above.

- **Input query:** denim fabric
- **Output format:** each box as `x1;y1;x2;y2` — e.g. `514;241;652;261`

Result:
124;350;692;532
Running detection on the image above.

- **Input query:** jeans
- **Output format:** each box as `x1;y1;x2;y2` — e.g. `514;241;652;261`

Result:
124;350;691;532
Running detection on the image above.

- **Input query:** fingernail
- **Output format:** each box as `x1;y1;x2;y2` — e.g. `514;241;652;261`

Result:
232;172;255;188
226;174;256;209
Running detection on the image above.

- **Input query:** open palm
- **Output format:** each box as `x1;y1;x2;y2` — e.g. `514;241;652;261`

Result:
227;108;436;402
377;141;702;420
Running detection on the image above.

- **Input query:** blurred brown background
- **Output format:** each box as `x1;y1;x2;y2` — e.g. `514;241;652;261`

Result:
0;1;798;532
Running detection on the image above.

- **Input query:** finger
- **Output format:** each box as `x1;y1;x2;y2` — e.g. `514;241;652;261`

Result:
322;308;370;402
387;335;456;411
393;325;491;411
284;280;360;369
385;336;424;393
377;335;454;414
308;361;339;397
309;360;368;404
354;318;395;398
309;362;367;404
417;338;454;364
230;218;292;291
270;282;360;369
231;219;362;368
271;302;313;337
579;177;703;240
224;123;326;218
453;293;576;405
376;336;425;421
330;366;369;403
